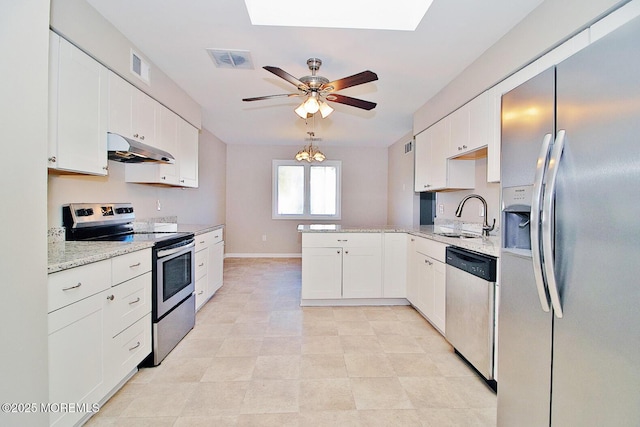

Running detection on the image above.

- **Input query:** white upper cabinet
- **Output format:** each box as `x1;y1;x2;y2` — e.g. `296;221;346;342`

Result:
414;117;474;192
177;118;199;188
48;32;108;176
108;71;157;146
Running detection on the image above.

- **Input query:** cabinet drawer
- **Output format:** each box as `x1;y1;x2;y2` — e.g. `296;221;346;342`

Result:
195;229;223;251
48;260;111;313
105;272;151;338
414;236;446;263
303;232;381;248
109;313;151;381
195;248;208;280
112;249;152;285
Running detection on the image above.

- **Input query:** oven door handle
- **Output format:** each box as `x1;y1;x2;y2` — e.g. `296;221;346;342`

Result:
157;240;195;258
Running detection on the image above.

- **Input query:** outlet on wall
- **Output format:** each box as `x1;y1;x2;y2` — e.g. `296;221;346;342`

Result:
262;234;267;241
438;204;444;214
157;199;161;211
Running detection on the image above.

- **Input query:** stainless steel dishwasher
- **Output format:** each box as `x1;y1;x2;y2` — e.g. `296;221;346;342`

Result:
445;246;497;390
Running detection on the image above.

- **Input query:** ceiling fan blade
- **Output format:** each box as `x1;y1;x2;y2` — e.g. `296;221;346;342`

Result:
325;93;377;110
322;70;378;92
242;93;301;102
263;66;307;89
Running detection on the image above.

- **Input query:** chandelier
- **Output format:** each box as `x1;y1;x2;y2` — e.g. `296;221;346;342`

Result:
295;131;325;162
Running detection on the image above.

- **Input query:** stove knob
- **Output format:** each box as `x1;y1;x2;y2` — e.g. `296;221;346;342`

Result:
115;207;125;214
127;207;134;213
75;209;86;217
86;208;94;216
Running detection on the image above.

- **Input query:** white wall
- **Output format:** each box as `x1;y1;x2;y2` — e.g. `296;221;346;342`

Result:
48;128;226;227
387;132;420;227
226;145;388;256
0;0;50;425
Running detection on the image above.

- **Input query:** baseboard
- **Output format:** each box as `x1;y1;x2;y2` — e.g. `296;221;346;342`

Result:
225;253;302;258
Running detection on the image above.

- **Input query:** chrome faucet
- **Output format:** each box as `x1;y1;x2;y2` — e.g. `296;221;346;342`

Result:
455;194;496;237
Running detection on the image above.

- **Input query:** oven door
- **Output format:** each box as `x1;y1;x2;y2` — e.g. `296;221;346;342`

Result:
155;238;195;319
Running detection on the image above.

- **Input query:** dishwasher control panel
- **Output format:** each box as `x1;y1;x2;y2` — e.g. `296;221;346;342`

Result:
445;246;497;282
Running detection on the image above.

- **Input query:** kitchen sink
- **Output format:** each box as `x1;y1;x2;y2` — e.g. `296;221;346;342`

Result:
434;232;482;239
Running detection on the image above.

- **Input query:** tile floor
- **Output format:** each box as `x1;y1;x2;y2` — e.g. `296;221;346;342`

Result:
86;258;496;426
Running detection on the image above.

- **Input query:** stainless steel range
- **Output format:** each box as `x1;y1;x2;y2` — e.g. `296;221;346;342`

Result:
63;202;196;366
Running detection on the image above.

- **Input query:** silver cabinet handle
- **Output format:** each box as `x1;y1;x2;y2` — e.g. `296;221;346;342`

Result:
106;294;114;301
140;135;145;140
424;259;433;266
133;133;139;138
62;282;82;291
337;239;348;242
197;290;204;295
542;129;566;318
129;341;141;351
48;156;57;163
337;250;341;254
129;262;141;268
345;250;349;254
531;133;553;313
198;262;204;267
128;297;140;305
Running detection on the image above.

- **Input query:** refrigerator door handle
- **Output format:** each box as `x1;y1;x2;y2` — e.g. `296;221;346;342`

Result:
531;133;553;312
541;129;566;318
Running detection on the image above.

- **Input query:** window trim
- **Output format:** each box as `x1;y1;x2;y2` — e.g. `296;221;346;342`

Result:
272;159;342;220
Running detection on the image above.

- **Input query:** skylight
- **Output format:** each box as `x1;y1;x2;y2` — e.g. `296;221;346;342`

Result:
244;0;434;31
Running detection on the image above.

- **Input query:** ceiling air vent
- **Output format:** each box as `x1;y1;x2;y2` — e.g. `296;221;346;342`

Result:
206;49;254;69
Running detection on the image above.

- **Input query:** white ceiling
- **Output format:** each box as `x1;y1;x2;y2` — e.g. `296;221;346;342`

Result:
87;0;542;148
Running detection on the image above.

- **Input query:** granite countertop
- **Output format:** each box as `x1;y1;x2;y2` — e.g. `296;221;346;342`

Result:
48;241;154;274
48;223;224;274
297;224;500;257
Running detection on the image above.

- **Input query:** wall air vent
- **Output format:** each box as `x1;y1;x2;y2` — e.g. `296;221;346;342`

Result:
130;49;150;84
404;140;413;154
206;49;254;69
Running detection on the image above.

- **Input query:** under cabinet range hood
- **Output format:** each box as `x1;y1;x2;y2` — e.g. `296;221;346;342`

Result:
107;132;175;163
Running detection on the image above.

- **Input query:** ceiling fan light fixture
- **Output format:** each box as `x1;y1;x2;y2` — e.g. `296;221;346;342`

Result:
318;101;334;118
294;104;308;119
303;94;320;114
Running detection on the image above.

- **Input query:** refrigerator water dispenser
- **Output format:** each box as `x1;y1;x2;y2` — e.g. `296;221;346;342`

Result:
502;186;533;250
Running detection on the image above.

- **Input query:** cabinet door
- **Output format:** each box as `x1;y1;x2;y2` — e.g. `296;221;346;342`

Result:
48;290;106;427
432;260;446;333
383;233;408;298
210;241;224;295
155;105;179;184
301;247;342;299
107;71;133;138
449;103;470;157
414;130;432;191
342;246;383;298
406;237;419;304
51;36;108;175
178;119;199;187
468;91;490;153
105;272;152;338
195;275;207;311
429;118;449;190
414;252;434;318
105;313;151;391
132;90;156;144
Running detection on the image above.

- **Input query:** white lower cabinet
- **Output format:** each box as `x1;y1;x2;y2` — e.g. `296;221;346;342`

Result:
194;229;224;310
47;249;152;427
383;233;408;298
301;233;382;301
407;236;447;334
48;289;107;427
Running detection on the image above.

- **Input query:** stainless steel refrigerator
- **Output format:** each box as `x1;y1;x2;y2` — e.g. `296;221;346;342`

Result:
497;15;640;427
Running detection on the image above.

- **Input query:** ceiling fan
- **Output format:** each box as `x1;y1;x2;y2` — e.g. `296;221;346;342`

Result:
242;58;378;118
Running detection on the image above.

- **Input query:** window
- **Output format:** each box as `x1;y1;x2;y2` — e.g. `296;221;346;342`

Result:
272;160;341;220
